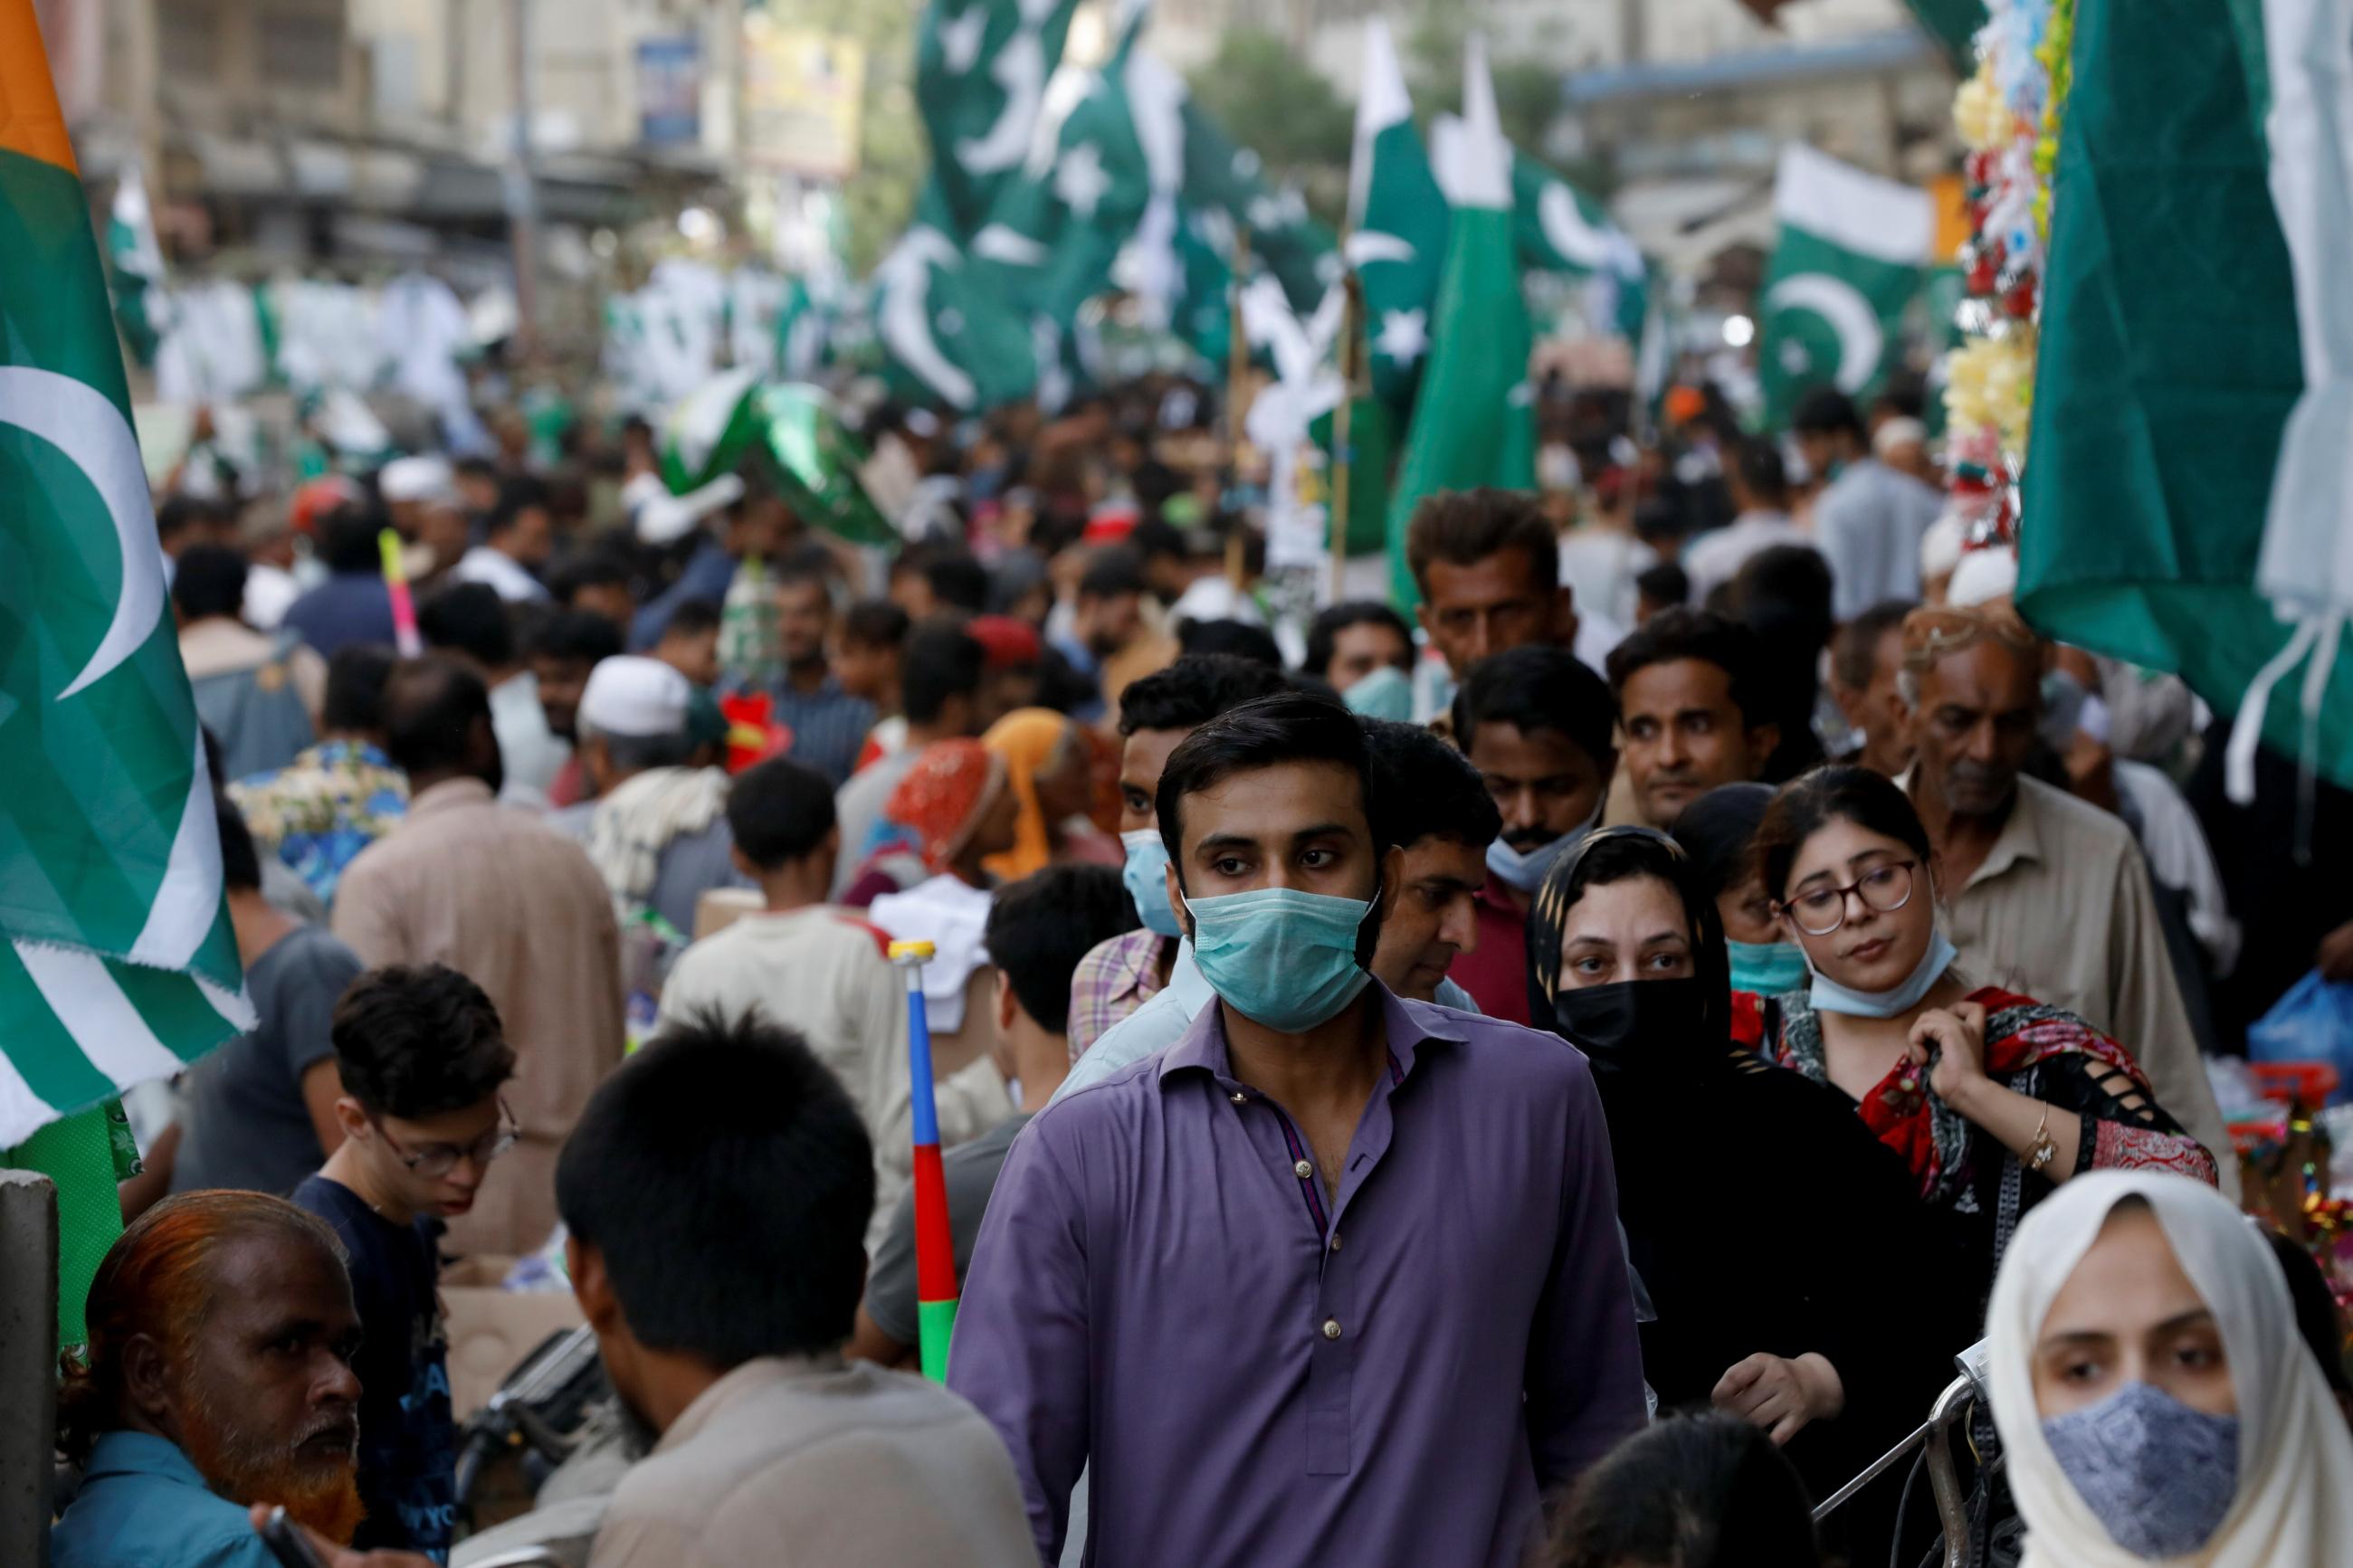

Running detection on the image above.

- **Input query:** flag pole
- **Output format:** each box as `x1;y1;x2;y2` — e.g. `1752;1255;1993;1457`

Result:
1225;225;1253;592
1329;263;1365;605
378;528;423;657
888;939;959;1383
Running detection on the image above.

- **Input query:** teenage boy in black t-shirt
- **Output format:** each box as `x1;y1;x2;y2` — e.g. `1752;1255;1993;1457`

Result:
294;964;518;1560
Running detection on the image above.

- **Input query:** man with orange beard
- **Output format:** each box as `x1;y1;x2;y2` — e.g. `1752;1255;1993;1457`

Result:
52;1192;367;1566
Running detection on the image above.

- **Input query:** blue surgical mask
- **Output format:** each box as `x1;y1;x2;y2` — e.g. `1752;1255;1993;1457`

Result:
2042;1381;2241;1559
1808;930;1958;1019
1121;830;1185;938
1485;803;1603;895
1182;886;1374;1033
1728;938;1810;997
1341;664;1414;722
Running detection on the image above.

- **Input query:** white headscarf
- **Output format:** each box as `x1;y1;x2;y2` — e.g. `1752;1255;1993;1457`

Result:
1986;1171;2353;1567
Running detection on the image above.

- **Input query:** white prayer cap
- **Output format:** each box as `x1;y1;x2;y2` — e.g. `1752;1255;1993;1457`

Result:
380;454;456;505
1872;416;1928;457
1948;545;2021;609
578;656;691;739
1920;509;1967;589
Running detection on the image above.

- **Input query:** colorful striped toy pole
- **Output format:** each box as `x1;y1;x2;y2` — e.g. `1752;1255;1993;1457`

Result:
378;527;422;656
888;939;959;1383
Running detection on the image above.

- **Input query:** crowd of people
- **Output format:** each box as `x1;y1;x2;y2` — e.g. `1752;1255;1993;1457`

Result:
37;369;2353;1568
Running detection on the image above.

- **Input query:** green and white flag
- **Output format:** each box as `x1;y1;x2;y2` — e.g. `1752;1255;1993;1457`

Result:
1385;35;1537;610
872;223;1039;412
658;365;765;495
2021;0;2353;794
1755;144;1932;428
104;159;172;370
0;14;252;1148
917;0;1084;242
1346;19;1448;410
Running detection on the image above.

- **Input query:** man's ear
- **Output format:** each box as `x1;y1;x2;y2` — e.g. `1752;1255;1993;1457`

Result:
1377;842;1405;918
120;1332;176;1432
1746;722;1782;775
332;1097;369;1142
994;967;1020;1034
729;844;759;880
567;1234;623;1335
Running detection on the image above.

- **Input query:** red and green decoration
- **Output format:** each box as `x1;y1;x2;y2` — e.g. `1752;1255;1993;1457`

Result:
889;939;962;1383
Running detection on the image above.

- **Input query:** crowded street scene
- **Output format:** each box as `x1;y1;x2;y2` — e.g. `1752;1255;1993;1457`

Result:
8;0;2353;1563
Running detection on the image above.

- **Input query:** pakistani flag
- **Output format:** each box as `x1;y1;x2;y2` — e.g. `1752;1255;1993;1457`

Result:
756;385;899;547
105;160;172;369
873;222;1039;412
1178;99;1338;315
1384;36;1538;610
1347;19;1447;410
917;0;1084;242
1755;144;1933;428
658;366;765;495
0;4;252;1152
2021;0;2353;792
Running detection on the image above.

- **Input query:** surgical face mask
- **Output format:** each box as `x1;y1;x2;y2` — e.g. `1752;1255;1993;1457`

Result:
1340;664;1414;722
1486;802;1603;895
2041;1381;2241;1560
1121;830;1185;938
1807;929;1958;1020
1727;938;1810;998
1182;887;1375;1033
1549;978;1711;1086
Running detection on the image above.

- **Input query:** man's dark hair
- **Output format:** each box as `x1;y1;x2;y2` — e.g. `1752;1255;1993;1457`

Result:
661;596;722;641
1129;516;1190;567
843;598;911;650
1303;601;1414;682
1548;1411;1822;1568
1078;545;1148;602
529;608;626;665
1176;617;1281;668
417;581;517;669
915;547;989;614
169;544;249;622
901;620;986;724
1404;488;1559;597
486;477;551;537
317;505;389;574
454;455;500;486
986;865;1138;1035
214;796;262;893
157;494;221;546
1831;598;1918;694
1362;718;1500;853
321;644;397;735
1732;440;1790;507
1157;690;1368;869
1453;645;1618;771
1636;561;1690;609
726;757;837;870
1605;607;1768;728
331;963;516;1118
556;1011;874;1367
548;550;633;604
1790;386;1866;442
1732;545;1834;650
1117;653;1291;737
382;655;491;778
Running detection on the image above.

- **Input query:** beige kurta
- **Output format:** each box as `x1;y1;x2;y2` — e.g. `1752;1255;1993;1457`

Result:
586;1355;1036;1568
331;777;626;1255
1926;773;2239;1197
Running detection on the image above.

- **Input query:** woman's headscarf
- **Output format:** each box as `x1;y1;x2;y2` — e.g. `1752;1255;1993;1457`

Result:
981;708;1074;880
1986;1172;2353;1568
1525;826;1731;1050
885;739;1008;875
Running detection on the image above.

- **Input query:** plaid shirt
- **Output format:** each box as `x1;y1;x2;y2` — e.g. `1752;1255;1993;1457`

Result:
1066;927;1176;1062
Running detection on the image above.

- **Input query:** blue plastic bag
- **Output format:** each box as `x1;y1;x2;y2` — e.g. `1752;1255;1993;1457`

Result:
2245;969;2353;1105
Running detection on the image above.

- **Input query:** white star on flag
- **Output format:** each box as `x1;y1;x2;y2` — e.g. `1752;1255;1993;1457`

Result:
1375;308;1428;366
1054;141;1111;220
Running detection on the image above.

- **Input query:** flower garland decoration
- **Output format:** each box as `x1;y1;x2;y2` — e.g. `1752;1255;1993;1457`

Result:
2032;0;2077;238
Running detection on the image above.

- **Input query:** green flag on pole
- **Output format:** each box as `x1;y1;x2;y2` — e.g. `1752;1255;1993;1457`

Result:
1346;19;1448;411
104;159;171;369
657;366;765;495
2019;0;2353;791
1755;144;1933;429
917;0;1085;242
0;6;253;1155
1384;36;1538;611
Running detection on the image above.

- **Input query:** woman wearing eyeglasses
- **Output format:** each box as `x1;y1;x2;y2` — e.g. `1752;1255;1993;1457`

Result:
1751;765;2217;1316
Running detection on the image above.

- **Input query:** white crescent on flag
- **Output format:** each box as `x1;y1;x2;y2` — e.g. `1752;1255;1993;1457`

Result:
1763;272;1883;393
1344;231;1416;267
0;366;165;700
1536;180;1615;272
877;230;978;411
958;34;1045;175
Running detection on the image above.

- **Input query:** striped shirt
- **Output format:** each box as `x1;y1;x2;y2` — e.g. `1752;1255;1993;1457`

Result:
766;674;877;789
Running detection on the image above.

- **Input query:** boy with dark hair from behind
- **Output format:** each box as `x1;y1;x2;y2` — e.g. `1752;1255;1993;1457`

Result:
292;964;518;1559
851;864;1138;1369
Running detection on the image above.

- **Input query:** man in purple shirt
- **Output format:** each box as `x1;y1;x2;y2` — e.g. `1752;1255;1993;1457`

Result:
948;691;1644;1566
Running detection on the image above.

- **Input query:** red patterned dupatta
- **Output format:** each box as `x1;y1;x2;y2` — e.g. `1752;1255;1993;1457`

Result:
1774;985;2152;1201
